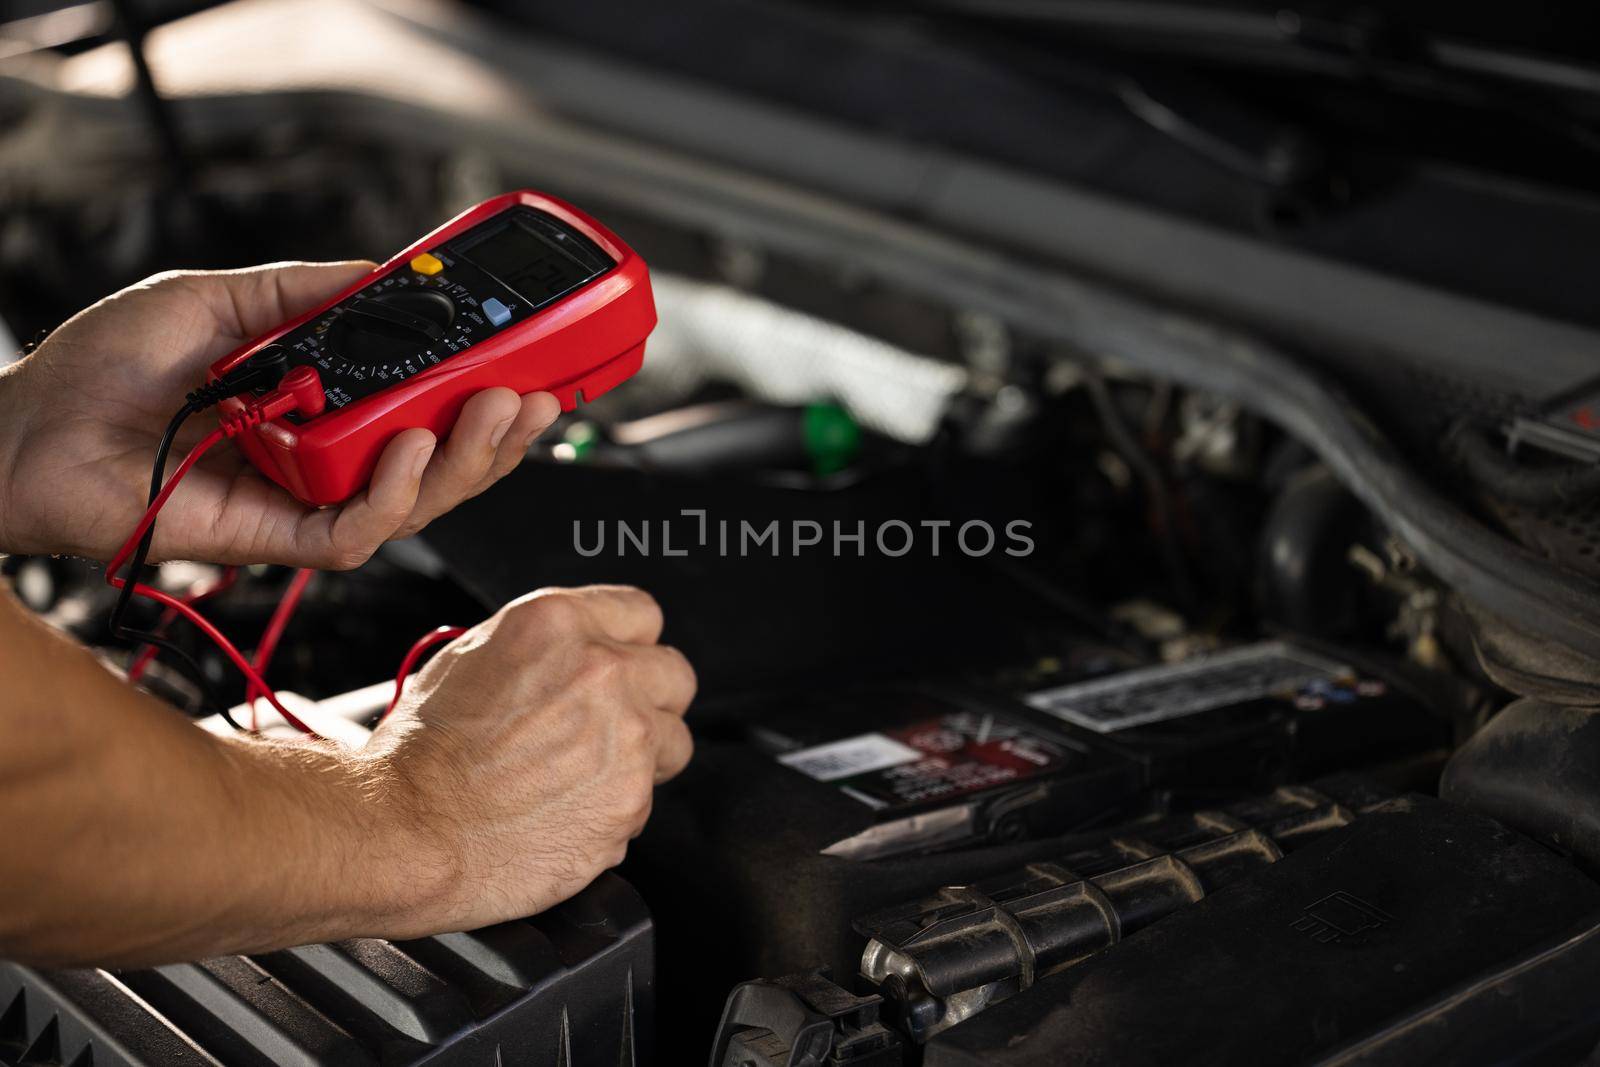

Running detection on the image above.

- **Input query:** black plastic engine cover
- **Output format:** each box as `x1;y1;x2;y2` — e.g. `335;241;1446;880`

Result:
421;462;1065;698
924;797;1600;1066
0;873;651;1067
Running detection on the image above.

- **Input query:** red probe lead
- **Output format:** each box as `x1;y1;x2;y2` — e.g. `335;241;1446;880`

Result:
107;428;317;734
244;567;316;731
126;566;240;683
247;569;314;694
385;626;468;720
113;367;469;739
108;371;328;735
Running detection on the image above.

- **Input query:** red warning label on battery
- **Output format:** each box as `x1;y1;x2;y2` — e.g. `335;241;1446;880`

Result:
777;712;1075;811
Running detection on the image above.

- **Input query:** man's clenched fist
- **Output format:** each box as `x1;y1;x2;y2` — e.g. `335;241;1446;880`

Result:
356;585;695;935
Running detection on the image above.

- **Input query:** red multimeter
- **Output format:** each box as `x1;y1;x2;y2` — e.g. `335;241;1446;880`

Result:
208;190;655;506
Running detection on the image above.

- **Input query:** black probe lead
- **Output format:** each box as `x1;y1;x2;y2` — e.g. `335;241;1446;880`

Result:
121;629;240;727
112;366;282;730
109;399;199;641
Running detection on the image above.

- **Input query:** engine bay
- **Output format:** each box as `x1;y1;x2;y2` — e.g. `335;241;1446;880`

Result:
6;1;1600;1063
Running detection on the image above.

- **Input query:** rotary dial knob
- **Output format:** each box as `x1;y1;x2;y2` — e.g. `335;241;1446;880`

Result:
328;289;456;368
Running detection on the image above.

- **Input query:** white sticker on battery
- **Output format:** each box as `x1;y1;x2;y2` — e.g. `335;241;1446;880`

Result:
777;733;924;782
1027;641;1351;733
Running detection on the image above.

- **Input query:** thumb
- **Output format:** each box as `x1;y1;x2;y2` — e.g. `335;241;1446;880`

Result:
183;260;377;342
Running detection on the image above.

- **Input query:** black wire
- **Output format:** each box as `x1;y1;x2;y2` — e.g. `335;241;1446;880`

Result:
109;400;198;640
114;360;302;727
122;627;246;732
127;376;281;606
108;399;250;730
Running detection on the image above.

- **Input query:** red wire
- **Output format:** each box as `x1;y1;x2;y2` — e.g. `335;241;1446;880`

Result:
245;566;315;731
385;626;467;719
114;412;468;739
126;566;240;682
106;429;317;736
247;567;314;704
118;577;317;734
106;427;226;582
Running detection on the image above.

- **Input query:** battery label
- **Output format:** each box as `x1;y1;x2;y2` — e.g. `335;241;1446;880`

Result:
777;712;1077;811
778;733;921;781
1026;641;1351;733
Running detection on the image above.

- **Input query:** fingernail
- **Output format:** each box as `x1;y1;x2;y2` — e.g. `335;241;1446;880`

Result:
489;416;515;449
411;443;436;479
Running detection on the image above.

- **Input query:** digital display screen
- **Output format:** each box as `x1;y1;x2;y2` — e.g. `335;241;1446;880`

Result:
458;216;606;308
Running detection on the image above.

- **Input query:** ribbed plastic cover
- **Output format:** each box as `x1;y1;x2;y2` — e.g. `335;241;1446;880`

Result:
0;873;652;1067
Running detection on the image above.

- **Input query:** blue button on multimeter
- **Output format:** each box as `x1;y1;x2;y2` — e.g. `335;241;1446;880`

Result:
481;297;512;326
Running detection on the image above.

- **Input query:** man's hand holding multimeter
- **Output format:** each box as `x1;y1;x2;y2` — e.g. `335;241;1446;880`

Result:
0;258;555;568
0;191;648;568
210;191;653;508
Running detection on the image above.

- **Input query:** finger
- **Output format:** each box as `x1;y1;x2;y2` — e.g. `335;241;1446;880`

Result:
625;643;697;717
178;261;377;342
652;714;694;783
627;790;655;839
565;585;666;645
295;428;435;569
508;585;666;644
399;388;522;533
483;391;560;486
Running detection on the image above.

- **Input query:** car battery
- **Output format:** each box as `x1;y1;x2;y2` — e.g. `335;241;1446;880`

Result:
1023;639;1450;801
631;642;1447;1049
746;687;1145;861
629;686;1146;1049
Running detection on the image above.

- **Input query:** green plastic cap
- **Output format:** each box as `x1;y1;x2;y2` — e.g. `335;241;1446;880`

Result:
803;402;861;476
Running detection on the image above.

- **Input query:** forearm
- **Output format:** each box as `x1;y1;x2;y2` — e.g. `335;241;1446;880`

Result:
0;584;455;966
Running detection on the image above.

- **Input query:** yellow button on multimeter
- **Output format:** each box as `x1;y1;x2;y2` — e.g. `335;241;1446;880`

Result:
409;252;445;275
